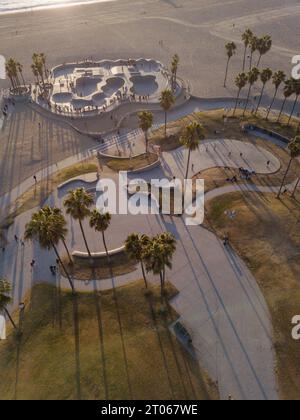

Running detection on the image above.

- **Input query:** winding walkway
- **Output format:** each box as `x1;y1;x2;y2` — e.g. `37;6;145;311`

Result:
1;136;292;400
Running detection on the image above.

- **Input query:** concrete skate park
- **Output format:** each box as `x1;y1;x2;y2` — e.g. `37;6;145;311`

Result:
48;59;175;115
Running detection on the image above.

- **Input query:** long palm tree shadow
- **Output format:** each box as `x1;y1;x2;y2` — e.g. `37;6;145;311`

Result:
92;275;109;400
145;293;175;399
108;265;133;399
72;293;82;400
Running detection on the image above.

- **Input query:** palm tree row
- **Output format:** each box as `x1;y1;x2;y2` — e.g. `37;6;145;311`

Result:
31;53;48;92
225;30;272;88
233;67;300;125
125;232;177;296
241;29;272;71
5;58;26;92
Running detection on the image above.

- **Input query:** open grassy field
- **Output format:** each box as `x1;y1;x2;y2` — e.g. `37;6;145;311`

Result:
205;191;300;400
0;281;218;400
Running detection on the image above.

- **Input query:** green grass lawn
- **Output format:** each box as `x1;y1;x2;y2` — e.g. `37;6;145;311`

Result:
205;192;300;400
0;281;218;400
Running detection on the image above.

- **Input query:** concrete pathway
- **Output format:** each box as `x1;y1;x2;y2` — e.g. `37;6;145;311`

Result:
0;141;288;400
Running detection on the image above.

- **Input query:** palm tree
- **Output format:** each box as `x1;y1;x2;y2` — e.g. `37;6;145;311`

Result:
224;42;237;87
17;62;26;86
171;54;180;91
144;233;177;296
24;207;75;294
160;89;175;138
249;36;258;70
180;122;205;179
125;233;151;289
233;72;248;116
242;29;253;71
243;67;260;116
277;136;300;198
287;79;300;125
255;68;272;115
277;78;294;122
156;232;177;287
266;70;286;120
31;64;40;85
5;58;23;91
89;210;111;262
138;110;154;153
0;278;17;329
64;188;94;258
32;53;46;92
42;206;73;265
256;35;272;67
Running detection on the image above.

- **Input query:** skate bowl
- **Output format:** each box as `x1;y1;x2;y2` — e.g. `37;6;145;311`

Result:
130;75;159;96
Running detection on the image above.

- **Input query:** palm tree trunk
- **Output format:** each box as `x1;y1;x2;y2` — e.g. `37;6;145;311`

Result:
62;238;73;265
292;177;300;198
224;58;230;87
242;46;247;71
243;84;252;116
20;71;26;87
185;149;192;180
255;84;265;115
145;131;148;154
249;52;253;70
159;271;164;297
52;243;75;294
257;54;262;67
141;261;148;289
288;95;299;125
277;97;287;122
233;89;241;116
277;158;293;198
164;111;167;139
102;231;110;263
4;307;17;330
266;88;278;120
78;219;92;258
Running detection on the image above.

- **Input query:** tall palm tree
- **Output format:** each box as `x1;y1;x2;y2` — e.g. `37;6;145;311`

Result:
180;122;205;179
89;210;111;262
125;233;151;289
31;64;40;85
32;53;46;92
243;67;260;116
242;29;253;71
42;206;73;265
249;36;258;70
256;35;272;67
17;62;26;86
288;79;300;125
0;278;17;329
277;136;300;198
277;78;294;122
138;110;154;153
24;207;75;294
171;54;180;91
233;72;248;116
160;89;175;138
266;70;286;120
156;232;177;286
255;68;272;115
144;233;176;297
224;42;237;87
64;188;94;258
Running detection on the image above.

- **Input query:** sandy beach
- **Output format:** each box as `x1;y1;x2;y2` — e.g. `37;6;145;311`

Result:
0;0;299;97
0;0;299;195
